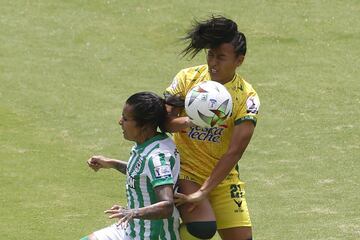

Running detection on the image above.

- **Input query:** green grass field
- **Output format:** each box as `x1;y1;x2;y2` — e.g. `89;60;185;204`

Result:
1;1;359;239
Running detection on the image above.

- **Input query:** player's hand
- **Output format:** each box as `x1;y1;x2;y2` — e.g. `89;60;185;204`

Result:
185;117;196;128
87;155;113;172
174;190;207;212
105;205;136;228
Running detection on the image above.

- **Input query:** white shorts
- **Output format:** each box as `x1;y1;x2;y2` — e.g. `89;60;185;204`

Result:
93;224;127;240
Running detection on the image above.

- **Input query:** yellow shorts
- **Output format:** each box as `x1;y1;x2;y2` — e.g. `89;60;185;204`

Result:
179;171;252;229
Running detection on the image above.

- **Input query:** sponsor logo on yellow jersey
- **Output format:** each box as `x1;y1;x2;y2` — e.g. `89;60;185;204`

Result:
187;125;226;143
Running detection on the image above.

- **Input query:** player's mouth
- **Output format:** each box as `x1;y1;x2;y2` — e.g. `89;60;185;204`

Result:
209;68;219;78
209;68;220;80
210;68;218;74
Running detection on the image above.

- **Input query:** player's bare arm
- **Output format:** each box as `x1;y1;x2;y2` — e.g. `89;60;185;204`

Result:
164;104;194;132
112;159;127;174
87;155;127;174
176;121;255;206
166;115;193;133
201;121;255;194
105;184;174;221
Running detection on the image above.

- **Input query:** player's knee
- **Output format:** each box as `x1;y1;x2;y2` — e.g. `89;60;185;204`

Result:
186;221;217;239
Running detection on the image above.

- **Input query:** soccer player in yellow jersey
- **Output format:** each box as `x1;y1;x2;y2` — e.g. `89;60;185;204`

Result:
164;16;260;240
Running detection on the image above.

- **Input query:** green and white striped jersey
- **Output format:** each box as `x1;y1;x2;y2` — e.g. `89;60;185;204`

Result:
125;133;180;240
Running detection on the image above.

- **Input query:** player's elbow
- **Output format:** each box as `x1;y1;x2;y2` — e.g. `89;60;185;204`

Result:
161;201;174;218
164;119;178;133
226;149;244;162
164;116;184;133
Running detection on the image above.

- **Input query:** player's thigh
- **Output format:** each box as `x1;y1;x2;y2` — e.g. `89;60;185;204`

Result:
177;179;216;222
218;226;252;240
210;181;252;229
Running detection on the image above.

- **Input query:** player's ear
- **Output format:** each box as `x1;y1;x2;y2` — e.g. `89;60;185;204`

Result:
236;55;245;67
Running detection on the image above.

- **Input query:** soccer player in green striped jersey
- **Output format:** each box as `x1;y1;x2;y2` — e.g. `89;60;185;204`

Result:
81;92;180;240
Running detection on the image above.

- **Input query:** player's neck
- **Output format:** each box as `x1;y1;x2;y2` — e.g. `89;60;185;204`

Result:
136;129;157;144
217;73;236;85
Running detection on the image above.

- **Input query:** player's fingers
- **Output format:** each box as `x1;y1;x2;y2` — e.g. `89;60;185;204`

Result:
120;220;128;229
87;158;100;167
116;216;127;227
174;192;187;200
187;203;197;212
110;204;120;210
110;205;121;210
88;157;97;163
174;199;186;207
122;219;129;228
108;213;121;219
123;213;134;226
87;160;94;167
104;209;119;214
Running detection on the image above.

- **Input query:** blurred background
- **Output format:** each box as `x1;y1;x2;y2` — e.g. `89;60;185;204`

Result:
0;1;359;239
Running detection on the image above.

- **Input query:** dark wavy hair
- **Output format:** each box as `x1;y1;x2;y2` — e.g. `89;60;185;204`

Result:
181;15;247;58
126;92;167;132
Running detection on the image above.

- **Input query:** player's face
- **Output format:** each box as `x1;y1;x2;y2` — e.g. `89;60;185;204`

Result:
206;43;244;84
118;104;141;142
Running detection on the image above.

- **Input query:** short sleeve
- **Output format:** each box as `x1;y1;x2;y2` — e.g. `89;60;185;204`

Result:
164;70;187;98
234;91;260;126
146;152;174;188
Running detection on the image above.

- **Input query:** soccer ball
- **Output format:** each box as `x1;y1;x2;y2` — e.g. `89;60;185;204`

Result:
185;81;233;128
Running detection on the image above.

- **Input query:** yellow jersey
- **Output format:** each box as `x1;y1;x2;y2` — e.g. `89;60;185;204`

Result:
165;64;260;181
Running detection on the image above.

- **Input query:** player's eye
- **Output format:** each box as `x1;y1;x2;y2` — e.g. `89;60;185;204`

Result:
217;55;226;61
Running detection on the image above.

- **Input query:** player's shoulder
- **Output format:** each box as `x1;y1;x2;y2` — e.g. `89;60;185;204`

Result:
149;134;176;153
235;75;260;115
169;64;208;95
179;64;207;74
232;74;258;96
177;64;208;80
158;134;176;149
